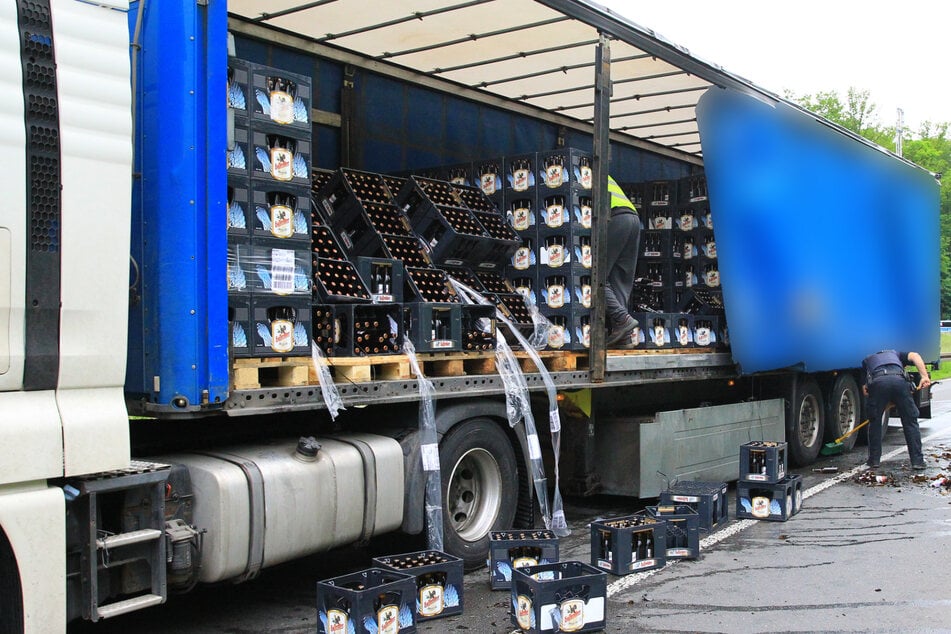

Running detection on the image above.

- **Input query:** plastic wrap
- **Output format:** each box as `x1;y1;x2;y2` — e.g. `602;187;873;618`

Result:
310;343;344;420
403;337;444;551
227;242;312;296
449;277;569;536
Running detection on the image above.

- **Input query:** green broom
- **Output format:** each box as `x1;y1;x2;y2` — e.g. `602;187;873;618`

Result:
820;419;870;456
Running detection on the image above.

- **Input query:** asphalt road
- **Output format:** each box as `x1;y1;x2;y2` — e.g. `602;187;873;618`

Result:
70;384;951;633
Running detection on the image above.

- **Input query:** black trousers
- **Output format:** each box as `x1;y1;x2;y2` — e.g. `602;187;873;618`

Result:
866;374;923;464
604;211;641;329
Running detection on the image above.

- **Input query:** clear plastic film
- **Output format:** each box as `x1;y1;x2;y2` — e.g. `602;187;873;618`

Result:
227;241;312;296
310;343;344;420
526;301;553;351
402;336;444;552
449;277;569;536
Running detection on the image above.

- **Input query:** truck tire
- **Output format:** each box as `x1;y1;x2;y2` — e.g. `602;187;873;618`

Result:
825;374;860;452
788;377;825;466
440;418;518;570
0;530;23;634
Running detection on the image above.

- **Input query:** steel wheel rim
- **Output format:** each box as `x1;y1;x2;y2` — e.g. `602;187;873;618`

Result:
799;394;820;447
448;448;502;542
836;387;857;436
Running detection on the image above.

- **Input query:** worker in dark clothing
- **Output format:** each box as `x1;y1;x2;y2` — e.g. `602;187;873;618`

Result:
604;176;642;347
861;349;931;469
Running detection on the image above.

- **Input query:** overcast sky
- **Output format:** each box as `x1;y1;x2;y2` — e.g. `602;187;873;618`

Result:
600;0;950;133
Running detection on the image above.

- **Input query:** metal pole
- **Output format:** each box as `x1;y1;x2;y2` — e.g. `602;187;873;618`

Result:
590;33;611;382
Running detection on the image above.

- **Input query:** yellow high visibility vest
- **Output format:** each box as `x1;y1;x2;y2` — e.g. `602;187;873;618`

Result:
607;176;636;212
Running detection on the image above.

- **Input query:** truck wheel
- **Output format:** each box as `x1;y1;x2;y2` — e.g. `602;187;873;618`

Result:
440;418;518;570
0;530;23;634
787;377;825;466
825;374;860;452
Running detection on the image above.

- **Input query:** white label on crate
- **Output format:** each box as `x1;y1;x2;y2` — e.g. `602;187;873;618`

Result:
377;604;399;634
549;410;561;433
751;496;770;518
652;200;669;207
630;558;657;571
690;195;708;203
480;173;497;196
270;148;294;181
545;204;564;228
513;168;530;191
325;609;349;634
695;328;711;346
421;443;440;472
668;548;692;558
580;204;592;228
581;244;592;268
513;207;531;230
597;559;612;570
545;165;564;188
527;433;542;460
432;340;453;349
745;474;767;482
671;495;700;503
419;584;444;617
373;294;394;303
269;204;294;238
579;166;592;189
270;249;295;294
778;465;785;479
269;90;294;124
271;319;294;353
539;598;604;631
516;595;533;630
546;284;564;308
559;599;584;631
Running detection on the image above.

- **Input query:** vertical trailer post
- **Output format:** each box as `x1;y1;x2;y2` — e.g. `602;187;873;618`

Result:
590;34;611;382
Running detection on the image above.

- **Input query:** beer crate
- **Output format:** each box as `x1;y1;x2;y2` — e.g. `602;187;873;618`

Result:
471;159;505;200
489;529;560;591
372;550;464;622
488;293;535;341
250;296;312;357
537;188;593;233
227;119;250;178
312;305;335;358
590;514;666;575
645;205;673;231
227;177;251;237
355;256;405;303
311;167;336;205
635;259;675;290
248;63;312;132
228;296;252;359
472;210;521;268
640;230;671;260
316;567;416;634
503;152;537;195
538;266;592;312
439;265;485;296
695;226;717;259
403;302;461;353
646;504;700;560
691;256;720;291
452;182;499;214
676;232;700;260
509;236;538;274
646;179;678;210
679;172;709;206
250;182;312;244
313;258;372;304
736;474;803;522
474;269;515;296
317;169;393;220
249;244;312;297
509;274;537;306
629;312;674;350
227;237;253;296
510;561;607;634
674;205;701;233
506;195;538;235
461;304;497;352
311;224;348;262
381;174;408;203
536;147;593;191
538;309;589;352
739;441;788;484
404;267;460;304
332;303;402;357
538;232;592;271
227;58;250;120
435;162;475;188
659;481;729;531
249;124;311;188
379;234;432;270
620;181;646;210
692;315;721;348
362;201;414;238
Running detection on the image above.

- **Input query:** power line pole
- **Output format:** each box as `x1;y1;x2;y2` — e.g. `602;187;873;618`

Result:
895;108;904;157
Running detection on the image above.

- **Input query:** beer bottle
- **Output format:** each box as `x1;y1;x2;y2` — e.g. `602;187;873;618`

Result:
417;571;447;618
599;529;613;563
373;591;401;634
325;593;352;634
578;156;592;189
265;134;295;181
267;306;296;353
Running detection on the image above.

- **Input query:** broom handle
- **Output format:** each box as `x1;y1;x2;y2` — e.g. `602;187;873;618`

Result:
834;419;869;444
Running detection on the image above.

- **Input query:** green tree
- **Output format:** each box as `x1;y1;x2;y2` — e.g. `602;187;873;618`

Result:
788;89;951;318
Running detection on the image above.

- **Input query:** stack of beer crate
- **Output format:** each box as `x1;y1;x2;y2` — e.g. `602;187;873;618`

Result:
227;57;314;359
735;441;803;521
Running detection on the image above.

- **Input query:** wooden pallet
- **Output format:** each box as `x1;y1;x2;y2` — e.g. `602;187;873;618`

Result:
313;354;411;383
232;357;312;390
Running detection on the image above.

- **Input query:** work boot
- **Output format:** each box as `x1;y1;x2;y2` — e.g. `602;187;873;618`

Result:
606;315;638;346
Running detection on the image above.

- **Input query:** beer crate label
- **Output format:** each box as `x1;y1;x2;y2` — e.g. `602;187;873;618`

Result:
630;558;658;571
270;249;295;294
745;474;767;482
671;495;700;503
667;548;693;558
432;339;453;349
527;433;542;460
421;443;440;472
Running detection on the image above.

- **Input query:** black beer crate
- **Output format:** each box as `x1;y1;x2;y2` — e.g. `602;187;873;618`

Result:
250;296;312;357
317;169;393;220
451;182;499;214
646;179;678;209
228;295;252;359
404;302;461;353
474;269;515;295
227;118;250;178
503;152;537;195
509;236;538;273
362;201;414;238
692;315;722;349
332;303;402;357
316;567;416;634
537;307;590;352
312;305;335;358
488;293;535;342
313;258;372;304
227;58;250;120
629;312;676;350
471;159;505;201
250;124;311;188
381;234;433;270
227;237;253;296
538;266;592;312
311;167;336;207
635;259;675;290
404;267;460;304
740;441;788;484
249;182;312;245
382;174;408;203
620;181;646;209
736;474;803;522
640;230;671;260
435;162;476;188
489;529;559;591
372;550;464;622
461;304;497;352
692;256;721;291
659;481;729;531
355;256;405;303
694;226;717;259
510;561;607;634
311;224;348;261
506;195;538;235
537;188;594;232
679;172;709;206
590;514;667;575
538;232;592;272
646;504;700;560
249;244;312;298
472;210;521;269
439;265;485;296
645;205;673;230
227;177;251;238
536;147;594;191
674;205;701;232
248;63;312;132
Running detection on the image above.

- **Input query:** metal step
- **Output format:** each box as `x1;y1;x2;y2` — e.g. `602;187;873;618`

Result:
96;529;163;550
96;594;165;620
